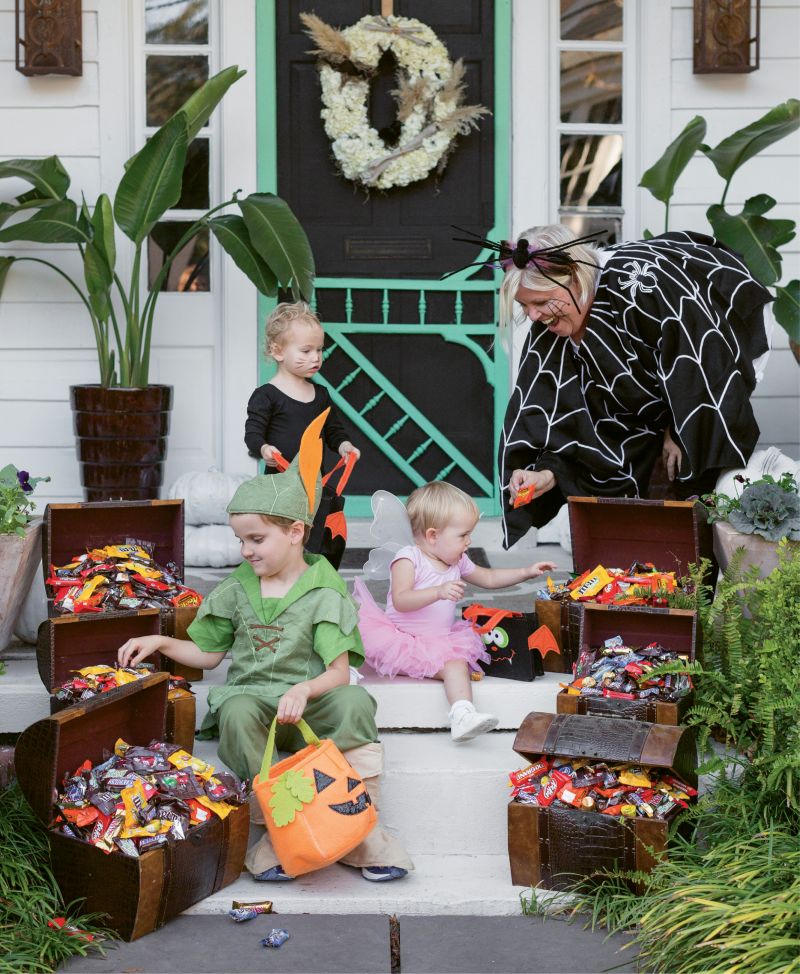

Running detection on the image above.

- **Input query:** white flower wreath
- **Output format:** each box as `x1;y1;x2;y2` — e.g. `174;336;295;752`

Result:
301;13;490;191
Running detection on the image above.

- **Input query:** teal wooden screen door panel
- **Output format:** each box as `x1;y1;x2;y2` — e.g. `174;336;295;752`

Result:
256;0;511;517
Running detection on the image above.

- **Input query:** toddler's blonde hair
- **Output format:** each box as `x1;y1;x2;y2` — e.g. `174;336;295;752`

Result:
264;301;322;359
406;481;479;536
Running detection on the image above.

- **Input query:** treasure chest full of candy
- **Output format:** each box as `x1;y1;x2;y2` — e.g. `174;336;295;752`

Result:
16;673;249;941
507;711;697;890
535;497;713;672
42;500;202;678
37;611;196;752
556;605;698;725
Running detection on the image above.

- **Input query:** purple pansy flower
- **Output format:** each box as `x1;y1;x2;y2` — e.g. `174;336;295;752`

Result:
16;470;33;493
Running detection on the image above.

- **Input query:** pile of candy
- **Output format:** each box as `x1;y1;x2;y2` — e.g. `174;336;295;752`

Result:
53;739;247;856
542;561;677;607
562;635;692;702
47;542;202;614
53;662;193;706
509;757;696;818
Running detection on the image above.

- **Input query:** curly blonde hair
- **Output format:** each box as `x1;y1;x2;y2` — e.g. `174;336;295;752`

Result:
498;225;601;339
406;481;479;536
264;301;322;359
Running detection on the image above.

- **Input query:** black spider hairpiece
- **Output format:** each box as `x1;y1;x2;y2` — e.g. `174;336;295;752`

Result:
444;225;606;310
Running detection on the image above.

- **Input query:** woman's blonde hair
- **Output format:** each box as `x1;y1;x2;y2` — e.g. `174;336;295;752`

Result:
264;301;322;359
406;481;479;536
498;225;601;338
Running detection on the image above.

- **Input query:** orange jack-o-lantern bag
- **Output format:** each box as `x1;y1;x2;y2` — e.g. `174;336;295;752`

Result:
252;717;377;876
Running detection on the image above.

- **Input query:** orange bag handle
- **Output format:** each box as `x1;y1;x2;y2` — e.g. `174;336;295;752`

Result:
463;603;523;635
321;452;358;496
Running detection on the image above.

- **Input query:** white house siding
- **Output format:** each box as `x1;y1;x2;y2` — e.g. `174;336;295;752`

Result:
1;1;798;508
0;0;258;505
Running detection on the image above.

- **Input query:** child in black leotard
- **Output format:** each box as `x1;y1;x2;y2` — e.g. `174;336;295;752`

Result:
244;302;359;470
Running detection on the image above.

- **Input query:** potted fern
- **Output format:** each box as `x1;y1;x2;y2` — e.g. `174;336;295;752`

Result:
0;66;314;500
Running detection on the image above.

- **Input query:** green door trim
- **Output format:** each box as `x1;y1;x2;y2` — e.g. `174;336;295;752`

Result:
256;0;512;517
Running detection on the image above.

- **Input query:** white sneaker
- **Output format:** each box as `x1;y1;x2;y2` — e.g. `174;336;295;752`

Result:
449;701;499;743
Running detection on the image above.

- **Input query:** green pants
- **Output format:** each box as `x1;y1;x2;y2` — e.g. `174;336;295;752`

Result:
214;685;379;781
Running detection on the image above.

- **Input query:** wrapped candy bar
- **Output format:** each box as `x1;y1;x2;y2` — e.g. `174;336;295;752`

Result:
561;637;692;703
508;756;695;820
53;662;194;706
47;541;202;615
51;738;247;857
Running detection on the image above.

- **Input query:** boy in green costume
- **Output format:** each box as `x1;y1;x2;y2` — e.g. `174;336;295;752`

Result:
118;410;412;883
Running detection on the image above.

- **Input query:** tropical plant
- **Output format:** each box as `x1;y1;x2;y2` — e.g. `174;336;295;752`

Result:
0;66;314;388
639;99;800;346
0;464;50;536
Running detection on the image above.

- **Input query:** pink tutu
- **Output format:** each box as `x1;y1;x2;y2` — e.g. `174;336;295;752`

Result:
353;579;491;680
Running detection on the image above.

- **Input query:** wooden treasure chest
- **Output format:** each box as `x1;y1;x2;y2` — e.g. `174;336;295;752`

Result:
37;610;196;752
556;604;698;725
42;499;201;680
507;711;696;891
536;496;712;673
15;673;248;941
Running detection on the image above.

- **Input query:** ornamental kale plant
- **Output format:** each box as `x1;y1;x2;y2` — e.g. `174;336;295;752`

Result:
0;464;50;536
701;471;800;542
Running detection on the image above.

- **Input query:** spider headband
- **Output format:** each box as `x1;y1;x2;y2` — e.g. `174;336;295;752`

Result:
446;226;605;310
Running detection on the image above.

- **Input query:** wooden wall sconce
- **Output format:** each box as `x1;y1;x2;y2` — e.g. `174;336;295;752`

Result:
15;0;83;77
694;0;760;73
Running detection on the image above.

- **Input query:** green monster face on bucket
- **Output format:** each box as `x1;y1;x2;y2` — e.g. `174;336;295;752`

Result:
481;626;515;662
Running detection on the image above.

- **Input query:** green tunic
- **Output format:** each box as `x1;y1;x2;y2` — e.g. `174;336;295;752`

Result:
188;554;369;740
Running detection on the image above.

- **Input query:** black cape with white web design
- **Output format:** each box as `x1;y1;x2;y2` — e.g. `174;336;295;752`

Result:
499;231;772;548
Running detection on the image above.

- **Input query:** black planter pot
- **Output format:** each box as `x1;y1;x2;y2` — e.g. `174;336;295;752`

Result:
71;385;173;501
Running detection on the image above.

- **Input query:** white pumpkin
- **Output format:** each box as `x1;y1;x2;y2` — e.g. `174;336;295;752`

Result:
715;447;800;499
14;574;48;644
184;524;244;567
168;468;251;526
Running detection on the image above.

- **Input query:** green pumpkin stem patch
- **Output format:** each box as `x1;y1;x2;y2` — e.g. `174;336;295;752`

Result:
269;770;315;826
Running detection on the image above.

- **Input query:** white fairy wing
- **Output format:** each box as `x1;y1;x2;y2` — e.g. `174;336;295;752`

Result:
361;490;414;580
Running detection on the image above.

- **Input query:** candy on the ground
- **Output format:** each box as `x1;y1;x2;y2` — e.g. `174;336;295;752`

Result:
47;540;202;614
261;928;290;948
228;900;273;922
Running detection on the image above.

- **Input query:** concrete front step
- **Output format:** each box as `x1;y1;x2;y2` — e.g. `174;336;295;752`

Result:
192;733;525;858
184;853;540;917
0;653;564;734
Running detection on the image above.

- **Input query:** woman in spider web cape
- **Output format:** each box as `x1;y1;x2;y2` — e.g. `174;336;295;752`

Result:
461;225;772;548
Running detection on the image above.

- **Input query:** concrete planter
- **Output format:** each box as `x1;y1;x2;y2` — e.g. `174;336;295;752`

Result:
712;520;798;579
0;517;43;652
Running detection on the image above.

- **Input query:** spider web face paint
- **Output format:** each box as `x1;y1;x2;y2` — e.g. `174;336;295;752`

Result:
499;232;772;548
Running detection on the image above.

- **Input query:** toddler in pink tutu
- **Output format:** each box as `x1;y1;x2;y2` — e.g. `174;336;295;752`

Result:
353;482;556;743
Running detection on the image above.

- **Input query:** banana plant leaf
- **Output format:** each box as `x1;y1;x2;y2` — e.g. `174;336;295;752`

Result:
176;65;246;143
640;115;707;205
0;257;14;298
91;194;116;273
114;113;189;245
702;99;800;184
0;200;85;244
707;195;795;287
0;156;70;200
239;193;315;301
774;281;800;343
209;214;278;295
0;197;67;230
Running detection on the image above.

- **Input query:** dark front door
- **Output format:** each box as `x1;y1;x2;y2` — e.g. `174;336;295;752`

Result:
260;0;511;514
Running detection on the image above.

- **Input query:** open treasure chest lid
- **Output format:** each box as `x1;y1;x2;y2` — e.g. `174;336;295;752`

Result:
513;711;697;787
36;609;167;691
567;496;712;579
42;499;185;583
578;604;700;660
16;672;169;825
